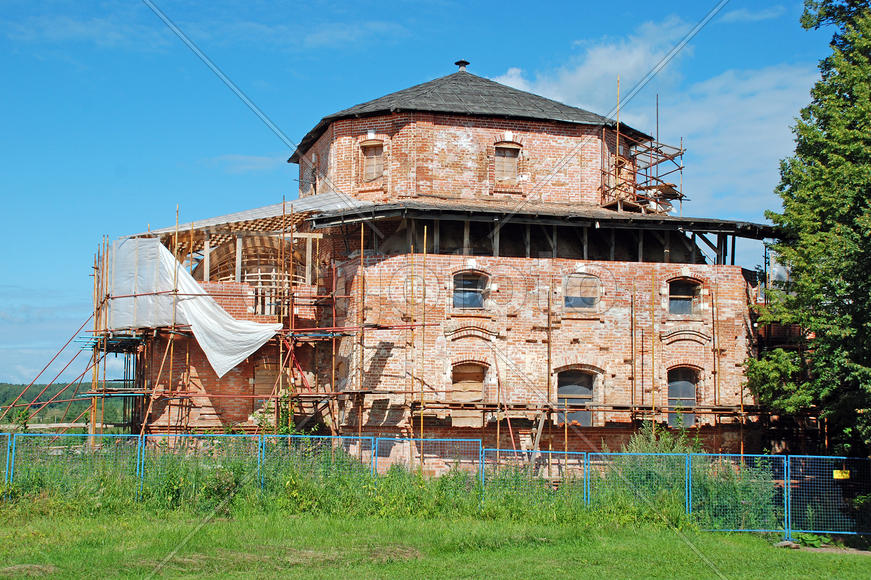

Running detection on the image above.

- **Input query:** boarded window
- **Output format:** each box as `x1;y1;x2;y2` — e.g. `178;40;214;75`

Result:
451;363;485;403
668;367;697;427
669;280;701;315
495;145;520;181
565;274;600;309
362;143;383;181
453;272;487;309
557;370;594;426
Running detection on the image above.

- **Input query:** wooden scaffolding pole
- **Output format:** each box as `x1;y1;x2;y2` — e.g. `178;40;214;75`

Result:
420;225;426;441
357;223;364;442
651;271;656;433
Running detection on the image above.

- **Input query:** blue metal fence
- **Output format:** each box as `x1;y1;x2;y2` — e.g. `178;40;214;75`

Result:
689;454;786;533
374;437;481;476
138;434;261;506
261;435;375;492
481;449;587;511
587;453;688;516
787;455;871;536
1;431;869;538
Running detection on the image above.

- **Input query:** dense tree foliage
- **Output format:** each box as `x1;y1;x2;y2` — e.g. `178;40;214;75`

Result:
748;1;871;453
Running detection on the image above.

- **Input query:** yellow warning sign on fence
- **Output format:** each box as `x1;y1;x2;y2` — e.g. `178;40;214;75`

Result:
833;469;850;480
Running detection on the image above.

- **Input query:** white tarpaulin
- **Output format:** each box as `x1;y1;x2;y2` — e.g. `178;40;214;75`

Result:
106;237;281;377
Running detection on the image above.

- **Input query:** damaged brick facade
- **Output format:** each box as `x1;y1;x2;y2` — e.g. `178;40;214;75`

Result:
139;68;771;452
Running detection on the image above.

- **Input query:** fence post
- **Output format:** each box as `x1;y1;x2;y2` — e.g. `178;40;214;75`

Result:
8;434;16;484
258;434;264;490
685;454;691;516
479;447;485;488
3;434;10;486
138;434;146;498
373;437;381;476
584;452;590;506
134;434;142;501
479;448;485;509
785;456;791;541
478;445;484;482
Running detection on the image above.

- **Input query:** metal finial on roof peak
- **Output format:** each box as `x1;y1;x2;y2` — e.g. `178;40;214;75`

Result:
454;60;469;72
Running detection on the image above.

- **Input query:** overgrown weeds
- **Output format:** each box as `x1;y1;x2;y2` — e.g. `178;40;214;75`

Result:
0;427;787;533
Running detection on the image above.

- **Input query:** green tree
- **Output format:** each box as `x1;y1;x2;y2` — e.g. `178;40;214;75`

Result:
748;1;871;454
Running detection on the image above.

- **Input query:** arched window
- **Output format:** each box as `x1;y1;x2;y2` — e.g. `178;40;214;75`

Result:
667;367;697;427
565;273;601;310
453;271;488;309
557;370;594;426
669;279;701;315
451;363;485;403
495;142;521;182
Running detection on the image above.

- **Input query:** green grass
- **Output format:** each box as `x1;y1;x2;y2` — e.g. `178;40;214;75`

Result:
1;428;870;578
0;508;869;579
2;427;868;576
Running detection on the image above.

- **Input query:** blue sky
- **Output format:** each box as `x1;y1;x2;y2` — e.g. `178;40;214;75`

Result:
0;1;833;383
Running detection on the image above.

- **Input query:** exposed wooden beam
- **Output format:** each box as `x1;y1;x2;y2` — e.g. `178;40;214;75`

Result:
203;233;211;282
234;235;243;282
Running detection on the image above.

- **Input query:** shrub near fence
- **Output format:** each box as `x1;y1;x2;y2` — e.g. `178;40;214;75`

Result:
6;433;139;506
2;432;871;538
481;449;586;521
139;434;260;510
260;435;375;514
587;453;688;525
690;454;785;533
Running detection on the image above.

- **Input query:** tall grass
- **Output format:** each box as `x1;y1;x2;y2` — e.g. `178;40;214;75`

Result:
0;428;787;532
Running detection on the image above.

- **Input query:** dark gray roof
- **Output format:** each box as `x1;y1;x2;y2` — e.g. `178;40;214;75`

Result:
290;71;649;162
309;198;777;240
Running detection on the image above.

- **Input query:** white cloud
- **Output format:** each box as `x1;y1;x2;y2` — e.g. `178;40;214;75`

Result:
3;12;172;50
492;67;532;92
493;16;691;116
301;21;409;49
720;6;786;24
662;64;816;222
209;153;287;174
0;281;93;383
3;6;408;53
492;16;818;268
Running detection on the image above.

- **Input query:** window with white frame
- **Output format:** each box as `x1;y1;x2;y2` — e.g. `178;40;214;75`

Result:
453;271;488;309
557;370;594;426
669;279;701;315
667;367;697;428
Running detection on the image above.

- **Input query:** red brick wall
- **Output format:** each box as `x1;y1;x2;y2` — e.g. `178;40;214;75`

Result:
328;252;754;430
143;336;271;431
298;112;616;205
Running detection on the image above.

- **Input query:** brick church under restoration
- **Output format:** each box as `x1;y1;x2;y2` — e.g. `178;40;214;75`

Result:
93;63;787;453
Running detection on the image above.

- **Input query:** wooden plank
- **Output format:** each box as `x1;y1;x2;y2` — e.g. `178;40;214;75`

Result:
305;237;312;285
234;235;243;283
